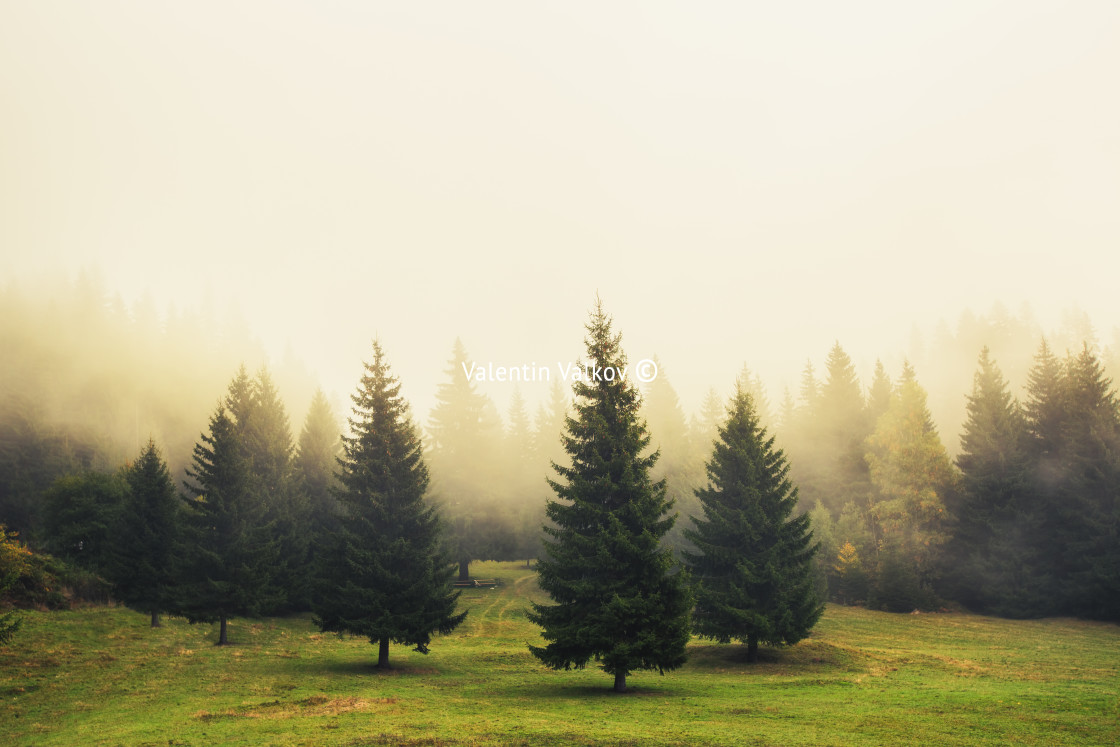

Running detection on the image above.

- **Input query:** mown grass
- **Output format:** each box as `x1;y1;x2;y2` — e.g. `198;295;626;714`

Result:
2;561;1118;745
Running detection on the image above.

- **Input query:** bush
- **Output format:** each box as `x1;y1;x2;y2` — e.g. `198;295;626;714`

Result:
870;548;939;613
1;531;111;611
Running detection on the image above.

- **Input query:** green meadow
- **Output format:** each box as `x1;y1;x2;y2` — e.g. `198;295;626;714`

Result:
2;562;1117;746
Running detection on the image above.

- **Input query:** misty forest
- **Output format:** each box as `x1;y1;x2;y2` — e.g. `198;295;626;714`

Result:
4;277;1120;625
2;275;1120;743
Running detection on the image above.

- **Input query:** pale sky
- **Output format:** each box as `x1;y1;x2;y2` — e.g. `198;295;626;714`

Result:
2;1;1119;419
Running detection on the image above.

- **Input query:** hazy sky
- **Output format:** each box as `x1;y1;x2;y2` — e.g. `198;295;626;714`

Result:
3;1;1119;419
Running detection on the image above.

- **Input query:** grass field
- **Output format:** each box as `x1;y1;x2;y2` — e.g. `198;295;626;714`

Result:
2;561;1118;746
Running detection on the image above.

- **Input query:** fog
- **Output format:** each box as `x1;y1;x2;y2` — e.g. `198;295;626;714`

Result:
3;1;1119;431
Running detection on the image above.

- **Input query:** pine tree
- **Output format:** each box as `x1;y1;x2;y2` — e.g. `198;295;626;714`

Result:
865;367;956;601
428;339;513;580
109;439;180;627
529;300;692;693
296;389;342;547
643;358;697;553
1019;339;1068;613
314;341;466;667
246;368;309;612
814;342;872;515
867;360;892;423
175;399;281;645
533;379;571;474
1056;345;1120;620
799;360;820;412
506;387;544;564
949;347;1033;614
683;382;822;661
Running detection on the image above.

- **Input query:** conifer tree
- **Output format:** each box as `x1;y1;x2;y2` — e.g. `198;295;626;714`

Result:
428;339;513;580
799;360;820;412
683;382;822;661
529;300;691;693
1056;345;1120;620
247;368;309;611
175;400;281;645
296;389;342;545
314;341;466;667
865;367;956;600
1019;339;1068;612
867;359;893;424
814;342;872;515
949;347;1033;614
533;379;571;474
506;387;544;563
109;439;180;627
643;358;697;553
42;470;127;573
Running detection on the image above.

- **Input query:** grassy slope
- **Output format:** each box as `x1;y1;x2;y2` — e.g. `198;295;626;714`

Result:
1;561;1117;746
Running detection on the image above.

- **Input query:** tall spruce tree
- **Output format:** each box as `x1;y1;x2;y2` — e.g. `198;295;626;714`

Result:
109;439;180;627
529;300;692;693
296;389;342;549
247;368;309;612
865;367;957;601
1057;345;1120;620
683;382;822;662
314;341;466;667
643;358;697;553
1020;339;1068;613
175;400;281;645
867;360;893;424
949;347;1034;615
428;339;514;580
814;342;872;515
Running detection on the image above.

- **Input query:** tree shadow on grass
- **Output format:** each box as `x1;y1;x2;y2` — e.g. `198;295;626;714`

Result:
515;679;681;699
686;639;867;675
316;659;443;677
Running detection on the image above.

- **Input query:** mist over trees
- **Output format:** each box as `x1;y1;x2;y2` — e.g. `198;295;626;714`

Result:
3;273;1120;628
0;272;317;541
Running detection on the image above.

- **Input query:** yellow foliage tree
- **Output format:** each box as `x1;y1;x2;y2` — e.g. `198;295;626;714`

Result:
865;370;958;578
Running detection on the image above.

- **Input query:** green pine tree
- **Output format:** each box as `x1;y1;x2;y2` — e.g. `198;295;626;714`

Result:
314;341;466;667
175;395;281;645
1057;345;1120;620
42;470;128;574
643;358;697;554
108;439;180;627
428;339;514;581
296;389;343;552
529;300;692;693
949;347;1034;615
1020;338;1069;614
683;382;822;661
246;368;309;612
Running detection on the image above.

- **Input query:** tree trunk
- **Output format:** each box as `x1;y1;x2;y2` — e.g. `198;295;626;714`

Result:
217;615;229;646
150;610;161;628
377;637;390;668
746;636;758;663
459;559;470;581
614;671;627;693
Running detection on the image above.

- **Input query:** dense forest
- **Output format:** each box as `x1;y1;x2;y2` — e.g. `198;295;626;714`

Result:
2;275;1119;625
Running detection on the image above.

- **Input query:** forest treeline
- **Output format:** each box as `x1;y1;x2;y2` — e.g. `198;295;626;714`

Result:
2;276;1119;622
